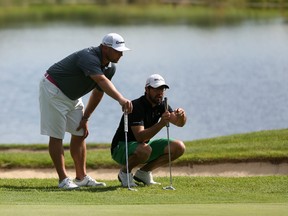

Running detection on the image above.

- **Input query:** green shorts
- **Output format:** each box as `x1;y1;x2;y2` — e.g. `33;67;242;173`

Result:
112;138;174;165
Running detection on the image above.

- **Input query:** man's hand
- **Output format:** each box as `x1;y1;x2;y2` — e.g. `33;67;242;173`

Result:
175;108;185;118
160;110;171;127
119;98;133;114
76;117;89;138
173;108;186;127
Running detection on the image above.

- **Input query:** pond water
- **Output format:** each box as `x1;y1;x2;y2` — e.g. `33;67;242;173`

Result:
0;20;287;144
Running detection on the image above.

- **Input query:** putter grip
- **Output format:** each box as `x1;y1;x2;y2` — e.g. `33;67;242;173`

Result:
164;97;170;127
164;97;168;110
124;112;128;132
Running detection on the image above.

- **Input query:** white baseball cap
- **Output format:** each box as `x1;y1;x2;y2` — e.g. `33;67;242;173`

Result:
102;33;130;52
145;74;169;89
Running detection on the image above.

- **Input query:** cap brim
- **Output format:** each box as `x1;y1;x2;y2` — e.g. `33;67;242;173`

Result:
161;84;169;89
149;84;169;89
113;47;131;52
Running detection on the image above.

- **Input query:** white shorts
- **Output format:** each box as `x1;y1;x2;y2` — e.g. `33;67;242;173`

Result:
39;77;84;139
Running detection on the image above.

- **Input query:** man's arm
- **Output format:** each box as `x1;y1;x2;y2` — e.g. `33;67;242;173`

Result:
77;88;104;138
131;108;186;142
169;108;187;127
130;112;169;143
90;74;132;113
83;88;104;119
131;122;166;143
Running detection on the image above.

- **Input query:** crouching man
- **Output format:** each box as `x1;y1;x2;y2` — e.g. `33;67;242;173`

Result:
111;74;187;187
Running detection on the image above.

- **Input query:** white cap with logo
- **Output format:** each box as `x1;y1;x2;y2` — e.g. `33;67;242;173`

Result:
102;33;130;52
145;74;169;89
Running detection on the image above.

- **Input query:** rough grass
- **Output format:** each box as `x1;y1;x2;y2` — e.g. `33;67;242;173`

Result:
180;128;288;165
0;4;287;28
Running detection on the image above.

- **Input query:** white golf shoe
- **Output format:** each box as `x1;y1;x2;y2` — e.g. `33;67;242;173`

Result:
118;170;137;188
133;169;161;186
74;175;106;187
58;177;79;190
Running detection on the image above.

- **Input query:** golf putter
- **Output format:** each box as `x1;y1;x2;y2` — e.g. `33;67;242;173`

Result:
124;111;137;191
163;97;176;190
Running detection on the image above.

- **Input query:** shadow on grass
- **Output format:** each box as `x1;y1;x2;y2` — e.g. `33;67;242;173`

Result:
81;185;120;192
0;185;120;192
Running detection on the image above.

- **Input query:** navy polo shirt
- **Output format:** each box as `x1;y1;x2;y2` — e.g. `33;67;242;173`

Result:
111;95;173;153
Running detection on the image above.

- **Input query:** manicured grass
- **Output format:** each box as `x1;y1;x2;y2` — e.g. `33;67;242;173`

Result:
0;129;287;215
0;176;287;205
0;129;287;169
1;204;288;216
0;176;287;215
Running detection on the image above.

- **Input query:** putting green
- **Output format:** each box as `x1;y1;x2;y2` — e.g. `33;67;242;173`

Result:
1;204;287;216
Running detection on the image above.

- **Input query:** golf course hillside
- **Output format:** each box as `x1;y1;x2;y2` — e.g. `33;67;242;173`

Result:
0;129;287;169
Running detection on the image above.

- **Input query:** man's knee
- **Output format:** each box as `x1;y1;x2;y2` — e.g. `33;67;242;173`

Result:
49;137;63;145
171;140;185;159
134;143;152;163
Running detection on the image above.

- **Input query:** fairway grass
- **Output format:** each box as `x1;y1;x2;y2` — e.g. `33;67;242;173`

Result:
1;129;287;215
1;177;288;205
1;204;287;216
0;176;287;215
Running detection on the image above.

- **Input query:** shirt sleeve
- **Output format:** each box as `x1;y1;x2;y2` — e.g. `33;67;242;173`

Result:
130;102;145;127
77;49;103;76
94;63;116;92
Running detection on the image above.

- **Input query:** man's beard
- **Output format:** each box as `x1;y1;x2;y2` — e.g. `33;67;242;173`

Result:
148;93;163;105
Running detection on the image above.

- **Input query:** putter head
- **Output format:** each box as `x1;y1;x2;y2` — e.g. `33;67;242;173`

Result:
163;185;176;190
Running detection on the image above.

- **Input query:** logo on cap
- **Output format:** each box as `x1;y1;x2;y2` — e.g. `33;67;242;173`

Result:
102;33;130;52
145;74;169;89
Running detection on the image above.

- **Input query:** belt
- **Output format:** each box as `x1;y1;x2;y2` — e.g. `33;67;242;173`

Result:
44;72;59;87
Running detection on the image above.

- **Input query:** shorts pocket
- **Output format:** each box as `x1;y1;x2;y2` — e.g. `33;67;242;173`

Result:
46;82;60;98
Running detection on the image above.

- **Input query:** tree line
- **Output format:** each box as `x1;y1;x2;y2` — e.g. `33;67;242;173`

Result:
0;0;287;8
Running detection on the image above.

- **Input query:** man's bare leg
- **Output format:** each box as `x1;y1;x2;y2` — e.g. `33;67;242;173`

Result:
70;135;86;180
48;137;68;181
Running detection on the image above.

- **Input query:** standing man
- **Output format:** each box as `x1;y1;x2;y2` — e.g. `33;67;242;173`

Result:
111;74;186;187
39;33;133;189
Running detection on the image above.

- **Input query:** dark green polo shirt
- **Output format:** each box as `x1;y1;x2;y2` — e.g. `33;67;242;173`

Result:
47;46;115;100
